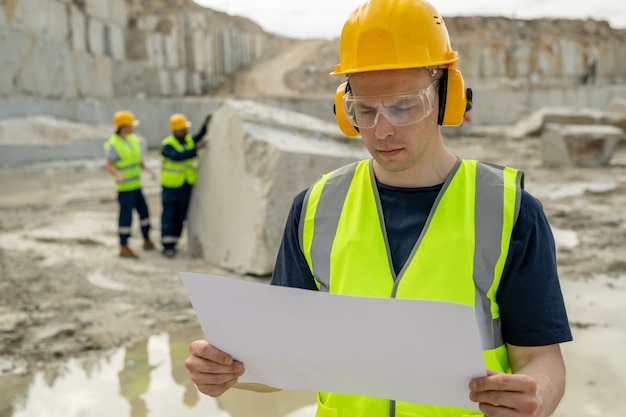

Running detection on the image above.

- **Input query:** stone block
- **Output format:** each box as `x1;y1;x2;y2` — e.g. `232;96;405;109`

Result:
15;41;77;99
69;4;86;51
187;99;368;276
108;0;129;28
108;24;125;60
0;6;6;29
136;15;161;32
168;69;186;96
15;0;70;43
84;0;108;21
0;115;113;165
146;32;165;68
87;17;104;55
112;60;146;97
125;29;148;60
607;98;626;115
163;31;179;69
73;51;113;99
0;29;32;96
541;123;624;167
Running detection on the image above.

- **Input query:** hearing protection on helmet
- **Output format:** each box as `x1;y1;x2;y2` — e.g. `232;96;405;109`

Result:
331;0;473;136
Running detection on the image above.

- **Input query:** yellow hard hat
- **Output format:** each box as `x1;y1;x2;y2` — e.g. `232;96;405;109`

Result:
113;110;140;128
169;113;192;131
331;0;458;75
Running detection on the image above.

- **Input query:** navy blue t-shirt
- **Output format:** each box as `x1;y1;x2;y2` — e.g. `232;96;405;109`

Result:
271;180;573;347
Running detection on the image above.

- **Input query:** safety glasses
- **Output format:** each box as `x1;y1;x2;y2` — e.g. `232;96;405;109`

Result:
342;80;438;129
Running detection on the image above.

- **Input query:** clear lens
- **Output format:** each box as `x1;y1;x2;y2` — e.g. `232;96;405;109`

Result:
342;80;438;129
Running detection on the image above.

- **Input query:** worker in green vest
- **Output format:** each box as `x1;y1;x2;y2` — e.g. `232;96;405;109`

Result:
104;110;156;258
184;0;572;416
160;113;211;258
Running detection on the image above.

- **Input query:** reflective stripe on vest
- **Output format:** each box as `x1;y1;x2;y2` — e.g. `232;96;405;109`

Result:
104;134;142;192
160;135;197;188
299;158;523;417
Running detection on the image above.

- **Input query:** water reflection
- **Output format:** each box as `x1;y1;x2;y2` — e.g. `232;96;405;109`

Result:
9;328;315;417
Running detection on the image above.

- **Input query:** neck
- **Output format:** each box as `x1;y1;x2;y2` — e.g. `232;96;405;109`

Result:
373;148;458;188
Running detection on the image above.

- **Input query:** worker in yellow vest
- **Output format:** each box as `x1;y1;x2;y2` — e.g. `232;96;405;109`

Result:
160;113;211;258
104;110;156;258
185;0;572;415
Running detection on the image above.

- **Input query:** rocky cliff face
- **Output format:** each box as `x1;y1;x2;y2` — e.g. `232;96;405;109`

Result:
446;16;626;86
0;0;286;100
1;1;625;102
286;16;626;94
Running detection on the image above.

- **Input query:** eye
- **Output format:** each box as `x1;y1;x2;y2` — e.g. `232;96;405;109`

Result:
354;103;376;116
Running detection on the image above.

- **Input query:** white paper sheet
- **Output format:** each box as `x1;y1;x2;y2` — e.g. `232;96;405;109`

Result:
180;272;486;410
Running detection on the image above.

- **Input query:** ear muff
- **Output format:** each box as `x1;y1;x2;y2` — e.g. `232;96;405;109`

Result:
437;68;473;126
334;82;361;137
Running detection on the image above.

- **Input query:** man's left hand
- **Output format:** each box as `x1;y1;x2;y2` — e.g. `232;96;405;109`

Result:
470;369;540;416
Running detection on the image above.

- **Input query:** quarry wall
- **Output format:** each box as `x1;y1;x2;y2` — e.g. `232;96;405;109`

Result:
0;0;280;100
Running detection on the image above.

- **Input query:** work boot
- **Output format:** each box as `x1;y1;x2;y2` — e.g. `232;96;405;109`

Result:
163;248;177;258
143;239;156;251
119;245;138;258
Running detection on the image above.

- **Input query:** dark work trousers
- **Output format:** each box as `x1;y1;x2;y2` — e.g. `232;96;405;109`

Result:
161;183;192;250
117;189;151;246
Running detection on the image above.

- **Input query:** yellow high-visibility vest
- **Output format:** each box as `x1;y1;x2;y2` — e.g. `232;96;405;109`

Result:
300;158;523;417
104;134;142;192
160;135;197;188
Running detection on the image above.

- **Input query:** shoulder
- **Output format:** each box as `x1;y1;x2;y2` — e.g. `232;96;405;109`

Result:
516;189;548;232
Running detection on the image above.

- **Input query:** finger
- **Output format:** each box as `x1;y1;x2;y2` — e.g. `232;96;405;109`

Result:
470;372;535;393
189;340;234;366
196;375;240;397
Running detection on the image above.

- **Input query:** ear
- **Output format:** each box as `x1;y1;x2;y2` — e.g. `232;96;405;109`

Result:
437;68;472;126
334;82;361;137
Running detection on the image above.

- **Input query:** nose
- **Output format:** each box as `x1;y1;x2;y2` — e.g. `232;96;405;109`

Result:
373;112;394;139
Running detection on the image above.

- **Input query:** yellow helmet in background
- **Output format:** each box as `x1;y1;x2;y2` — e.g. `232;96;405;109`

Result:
169;113;192;131
113;110;140;128
331;0;458;75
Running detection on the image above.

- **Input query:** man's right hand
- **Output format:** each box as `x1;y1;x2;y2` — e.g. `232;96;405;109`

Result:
185;340;244;397
116;172;125;183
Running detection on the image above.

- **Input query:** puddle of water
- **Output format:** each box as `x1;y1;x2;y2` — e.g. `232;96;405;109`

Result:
6;328;315;417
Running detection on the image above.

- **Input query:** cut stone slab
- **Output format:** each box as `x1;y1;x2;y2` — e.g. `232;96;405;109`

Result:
508;106;626;139
541;123;624;167
0;116;116;166
187;99;368;276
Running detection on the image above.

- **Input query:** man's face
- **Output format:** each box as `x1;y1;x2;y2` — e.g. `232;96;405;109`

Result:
347;68;441;181
120;126;134;135
174;128;187;139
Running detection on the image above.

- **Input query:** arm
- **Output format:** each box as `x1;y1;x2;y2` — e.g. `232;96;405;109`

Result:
191;115;212;150
105;158;125;183
469;344;566;416
469;191;570;415
141;158;157;179
162;143;197;161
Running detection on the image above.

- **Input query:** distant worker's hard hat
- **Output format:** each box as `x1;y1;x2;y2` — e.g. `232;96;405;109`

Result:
169;113;192;131
113;110;140;128
331;0;458;75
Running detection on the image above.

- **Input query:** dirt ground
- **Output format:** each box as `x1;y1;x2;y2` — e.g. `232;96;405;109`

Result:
1;39;626;416
1;134;626;416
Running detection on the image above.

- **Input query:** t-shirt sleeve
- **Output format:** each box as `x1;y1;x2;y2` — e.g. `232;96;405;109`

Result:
105;145;119;161
497;190;573;346
270;189;318;290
